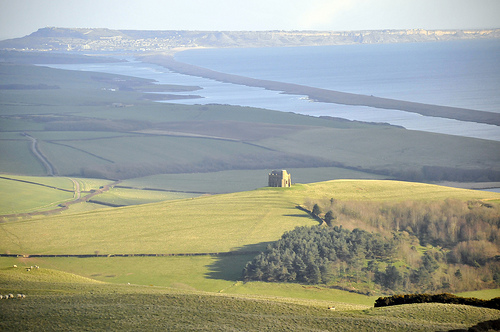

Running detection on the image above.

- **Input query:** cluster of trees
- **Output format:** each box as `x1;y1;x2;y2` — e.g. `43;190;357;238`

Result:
243;198;500;293
243;226;394;285
306;198;500;267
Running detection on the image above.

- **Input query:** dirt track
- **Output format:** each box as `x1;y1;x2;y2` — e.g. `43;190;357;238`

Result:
22;133;56;176
141;54;500;127
0;179;121;221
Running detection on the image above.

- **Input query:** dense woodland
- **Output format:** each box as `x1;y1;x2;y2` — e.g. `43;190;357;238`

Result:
243;199;500;294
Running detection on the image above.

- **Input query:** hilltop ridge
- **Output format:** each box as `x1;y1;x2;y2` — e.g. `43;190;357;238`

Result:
1;27;499;52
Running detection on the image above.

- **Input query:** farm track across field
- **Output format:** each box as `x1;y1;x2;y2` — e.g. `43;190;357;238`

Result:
22;133;56;176
0;179;121;220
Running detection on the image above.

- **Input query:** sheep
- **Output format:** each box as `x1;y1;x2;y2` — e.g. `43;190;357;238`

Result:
0;295;3;299
26;268;31;272
8;294;14;299
16;294;25;299
12;265;17;268
328;306;336;310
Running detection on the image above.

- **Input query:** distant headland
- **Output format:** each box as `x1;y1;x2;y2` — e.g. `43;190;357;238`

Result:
0;27;499;52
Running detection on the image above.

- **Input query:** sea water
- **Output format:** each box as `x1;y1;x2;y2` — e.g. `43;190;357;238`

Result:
176;40;500;113
44;39;500;141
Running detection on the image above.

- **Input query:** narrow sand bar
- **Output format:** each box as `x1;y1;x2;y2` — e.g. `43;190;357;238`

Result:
141;54;500;127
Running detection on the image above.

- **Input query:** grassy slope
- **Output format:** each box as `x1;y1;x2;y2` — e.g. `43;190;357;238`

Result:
2;180;498;255
90;187;199;206
0;177;74;214
1;265;499;331
0;175;113;215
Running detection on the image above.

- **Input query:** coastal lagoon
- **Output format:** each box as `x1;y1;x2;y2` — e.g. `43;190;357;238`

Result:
46;40;500;141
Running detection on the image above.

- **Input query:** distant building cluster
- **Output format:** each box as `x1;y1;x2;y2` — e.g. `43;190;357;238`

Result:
5;27;498;53
268;170;291;187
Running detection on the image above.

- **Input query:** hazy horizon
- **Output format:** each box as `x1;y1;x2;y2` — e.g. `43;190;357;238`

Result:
1;0;499;41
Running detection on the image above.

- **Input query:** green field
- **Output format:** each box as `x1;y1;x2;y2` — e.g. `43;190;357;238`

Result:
2;180;498;255
0;175;114;216
0;177;74;215
89;187;199;206
120;167;389;194
1;264;499;331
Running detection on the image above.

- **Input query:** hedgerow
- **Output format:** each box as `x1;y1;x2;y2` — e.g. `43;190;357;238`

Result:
374;293;500;310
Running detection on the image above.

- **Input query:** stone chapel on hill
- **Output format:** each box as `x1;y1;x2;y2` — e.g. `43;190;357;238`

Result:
268;170;291;187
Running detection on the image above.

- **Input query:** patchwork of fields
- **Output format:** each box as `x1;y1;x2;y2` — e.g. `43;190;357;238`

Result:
1;56;499;330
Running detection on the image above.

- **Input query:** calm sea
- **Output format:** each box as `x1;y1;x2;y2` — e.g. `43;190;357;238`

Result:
45;40;500;141
176;40;500;113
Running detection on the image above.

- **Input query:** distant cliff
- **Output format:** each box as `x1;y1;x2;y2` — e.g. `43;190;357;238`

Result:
1;27;499;52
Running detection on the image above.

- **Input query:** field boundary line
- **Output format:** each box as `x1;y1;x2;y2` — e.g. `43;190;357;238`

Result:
0;180;121;220
0;251;260;258
0;175;74;192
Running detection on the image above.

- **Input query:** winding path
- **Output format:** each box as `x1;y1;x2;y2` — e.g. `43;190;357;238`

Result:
23;133;56;176
70;178;81;199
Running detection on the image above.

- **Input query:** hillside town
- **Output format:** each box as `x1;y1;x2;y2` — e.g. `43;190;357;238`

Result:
2;27;499;52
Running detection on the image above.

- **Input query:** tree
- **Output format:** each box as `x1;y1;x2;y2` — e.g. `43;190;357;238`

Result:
383;265;402;290
324;210;335;226
312;204;321;217
422;252;439;273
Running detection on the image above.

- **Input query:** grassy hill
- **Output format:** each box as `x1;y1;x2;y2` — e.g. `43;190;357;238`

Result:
1;180;499;294
1;264;499;331
3;180;498;255
1;178;499;330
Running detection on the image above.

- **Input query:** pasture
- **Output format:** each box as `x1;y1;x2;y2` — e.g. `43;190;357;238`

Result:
1;264;499;331
1;180;499;255
0;175;111;216
0;177;74;215
120;167;388;194
89;187;199;206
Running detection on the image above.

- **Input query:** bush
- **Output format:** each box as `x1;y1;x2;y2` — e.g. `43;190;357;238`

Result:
374;293;500;310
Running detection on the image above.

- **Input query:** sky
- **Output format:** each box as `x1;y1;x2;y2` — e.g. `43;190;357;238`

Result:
0;0;499;40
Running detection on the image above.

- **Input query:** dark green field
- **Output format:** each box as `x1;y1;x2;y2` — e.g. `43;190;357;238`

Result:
1;61;498;184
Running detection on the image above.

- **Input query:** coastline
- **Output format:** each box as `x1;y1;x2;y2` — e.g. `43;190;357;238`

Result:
139;53;500;127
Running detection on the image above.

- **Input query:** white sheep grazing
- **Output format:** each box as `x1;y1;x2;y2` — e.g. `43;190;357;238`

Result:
26;268;31;272
8;294;14;299
17;294;25;299
0;295;3;299
13;265;17;268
